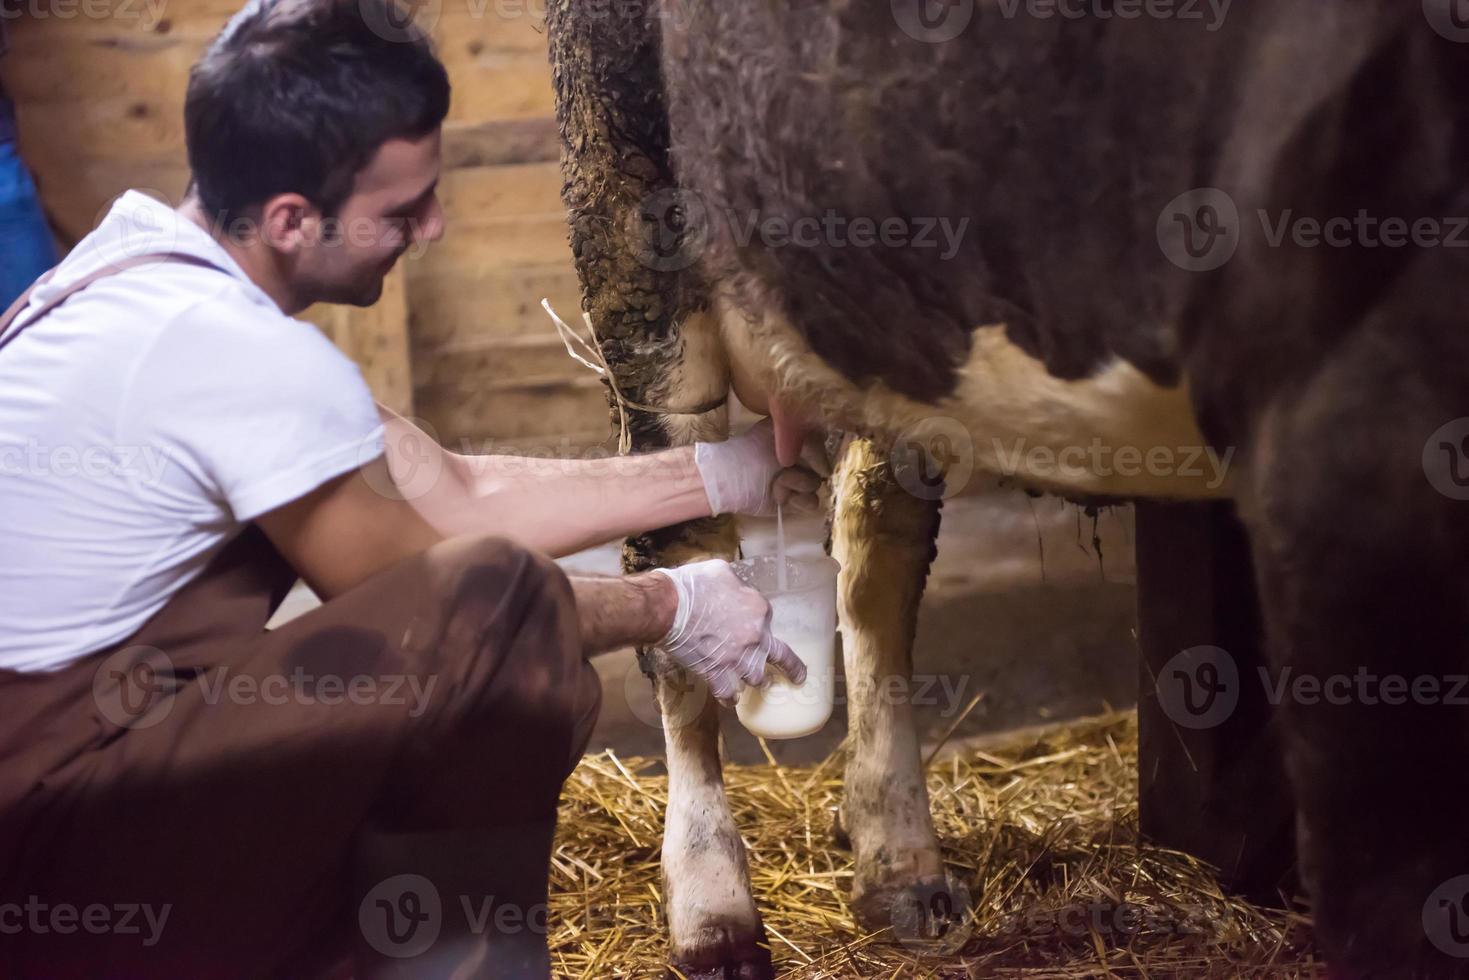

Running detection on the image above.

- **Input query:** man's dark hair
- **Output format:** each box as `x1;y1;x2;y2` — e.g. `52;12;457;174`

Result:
185;0;450;221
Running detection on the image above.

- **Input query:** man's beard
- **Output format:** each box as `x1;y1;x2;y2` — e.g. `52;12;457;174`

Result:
311;269;387;308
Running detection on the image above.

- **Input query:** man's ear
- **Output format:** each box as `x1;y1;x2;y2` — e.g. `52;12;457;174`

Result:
259;193;314;255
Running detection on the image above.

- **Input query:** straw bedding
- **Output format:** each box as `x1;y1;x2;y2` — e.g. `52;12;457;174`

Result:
548;712;1321;978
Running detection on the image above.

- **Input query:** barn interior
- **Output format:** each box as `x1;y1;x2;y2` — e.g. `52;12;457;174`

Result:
1;3;1354;977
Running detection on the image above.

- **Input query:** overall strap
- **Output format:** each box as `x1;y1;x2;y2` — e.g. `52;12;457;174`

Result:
0;252;230;357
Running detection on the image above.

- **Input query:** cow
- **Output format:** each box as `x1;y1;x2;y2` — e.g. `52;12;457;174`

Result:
544;1;1469;976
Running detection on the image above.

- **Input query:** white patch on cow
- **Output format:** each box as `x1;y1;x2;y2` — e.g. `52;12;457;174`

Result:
718;296;1230;499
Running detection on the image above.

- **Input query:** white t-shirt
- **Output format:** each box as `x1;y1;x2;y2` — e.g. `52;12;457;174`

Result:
0;191;386;672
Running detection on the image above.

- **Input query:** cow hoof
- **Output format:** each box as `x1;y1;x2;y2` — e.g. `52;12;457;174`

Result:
666;918;775;980
852;873;973;954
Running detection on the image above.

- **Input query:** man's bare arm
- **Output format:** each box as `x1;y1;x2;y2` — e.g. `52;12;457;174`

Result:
568;571;678;655
376;403;713;558
255;451;677;655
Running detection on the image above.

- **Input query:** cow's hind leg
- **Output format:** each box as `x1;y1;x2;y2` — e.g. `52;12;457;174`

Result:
830;437;965;943
1241;328;1469;976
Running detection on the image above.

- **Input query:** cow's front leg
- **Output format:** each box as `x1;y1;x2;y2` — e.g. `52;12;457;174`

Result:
625;452;770;980
653;654;771;980
830;436;965;943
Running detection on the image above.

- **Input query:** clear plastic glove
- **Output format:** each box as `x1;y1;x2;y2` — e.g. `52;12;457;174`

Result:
649;559;808;706
694;418;826;517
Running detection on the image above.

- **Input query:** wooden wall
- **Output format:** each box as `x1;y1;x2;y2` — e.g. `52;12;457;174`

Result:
0;1;608;450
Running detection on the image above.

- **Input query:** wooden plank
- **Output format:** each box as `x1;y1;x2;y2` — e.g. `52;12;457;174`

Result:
407;260;583;350
437;161;565;223
411;334;592;388
440;49;554;122
416;375;609;446
442;118;560;169
432;3;551;56
12;94;187;164
0;36;202;104
19;159;191;248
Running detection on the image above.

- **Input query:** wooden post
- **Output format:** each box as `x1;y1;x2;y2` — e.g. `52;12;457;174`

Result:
1135;500;1298;903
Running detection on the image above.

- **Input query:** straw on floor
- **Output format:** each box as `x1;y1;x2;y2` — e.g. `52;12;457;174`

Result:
548;712;1321;978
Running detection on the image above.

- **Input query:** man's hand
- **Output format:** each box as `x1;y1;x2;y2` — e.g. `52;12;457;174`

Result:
694;418;826;518
646;559;808;706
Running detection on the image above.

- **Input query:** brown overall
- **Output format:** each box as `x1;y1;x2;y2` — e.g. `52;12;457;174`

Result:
0;256;601;978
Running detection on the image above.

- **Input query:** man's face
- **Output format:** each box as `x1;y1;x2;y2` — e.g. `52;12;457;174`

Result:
296;130;445;307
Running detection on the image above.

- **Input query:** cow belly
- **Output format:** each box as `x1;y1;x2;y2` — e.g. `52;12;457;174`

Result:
723;310;1230;501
